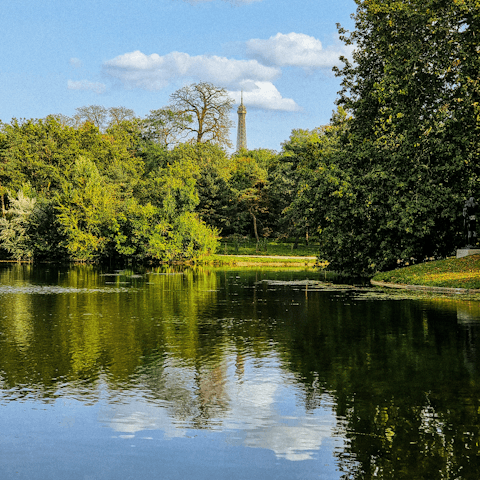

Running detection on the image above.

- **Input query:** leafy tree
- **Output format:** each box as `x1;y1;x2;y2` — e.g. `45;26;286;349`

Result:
322;0;480;274
0;116;143;198
170;143;232;232
270;127;336;244
143;107;193;148
169;82;234;148
55;156;121;261
0;189;36;260
229;155;270;241
0;113;218;263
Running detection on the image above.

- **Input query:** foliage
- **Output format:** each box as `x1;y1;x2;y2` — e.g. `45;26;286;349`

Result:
72;105;136;131
143;107;193;148
0;189;37;260
0;116;141;197
321;0;480;275
271;122;344;243
228;154;270;241
55;156;218;262
0;114;219;263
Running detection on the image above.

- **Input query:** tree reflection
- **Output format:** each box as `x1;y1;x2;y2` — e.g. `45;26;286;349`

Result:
0;265;480;477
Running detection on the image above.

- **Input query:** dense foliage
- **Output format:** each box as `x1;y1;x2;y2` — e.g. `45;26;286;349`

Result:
2;0;479;272
0;117;219;263
321;0;480;274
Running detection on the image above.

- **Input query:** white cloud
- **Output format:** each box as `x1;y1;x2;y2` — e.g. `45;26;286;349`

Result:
69;57;82;68
246;32;353;69
103;50;280;91
67;80;106;94
229;81;300;111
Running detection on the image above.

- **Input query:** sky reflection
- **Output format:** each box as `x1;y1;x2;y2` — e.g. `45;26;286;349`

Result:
99;351;340;462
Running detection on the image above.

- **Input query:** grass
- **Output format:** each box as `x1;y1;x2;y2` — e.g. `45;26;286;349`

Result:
217;239;319;257
372;255;480;289
200;254;322;267
200;238;324;267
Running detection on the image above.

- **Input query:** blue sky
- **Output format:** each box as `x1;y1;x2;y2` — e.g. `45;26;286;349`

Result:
1;0;357;151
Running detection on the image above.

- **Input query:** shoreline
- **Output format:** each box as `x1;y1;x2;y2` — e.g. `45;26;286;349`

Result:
370;279;480;295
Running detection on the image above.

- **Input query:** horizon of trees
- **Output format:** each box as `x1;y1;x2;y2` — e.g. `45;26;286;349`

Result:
1;0;479;274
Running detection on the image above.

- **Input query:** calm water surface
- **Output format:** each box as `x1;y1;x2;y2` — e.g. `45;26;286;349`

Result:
1;264;480;480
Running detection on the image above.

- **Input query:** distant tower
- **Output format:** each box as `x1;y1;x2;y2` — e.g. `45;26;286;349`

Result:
236;92;247;151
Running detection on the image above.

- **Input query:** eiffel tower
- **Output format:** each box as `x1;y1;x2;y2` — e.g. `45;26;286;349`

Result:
236;92;247;151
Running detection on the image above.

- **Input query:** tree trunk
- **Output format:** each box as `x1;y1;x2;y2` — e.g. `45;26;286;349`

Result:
293;234;299;249
251;212;259;243
1;193;5;218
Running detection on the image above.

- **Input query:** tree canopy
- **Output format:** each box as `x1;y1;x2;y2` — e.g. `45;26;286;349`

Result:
1;33;479;273
316;0;480;274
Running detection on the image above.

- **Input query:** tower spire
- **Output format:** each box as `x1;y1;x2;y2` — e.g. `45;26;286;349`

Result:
236;91;247;151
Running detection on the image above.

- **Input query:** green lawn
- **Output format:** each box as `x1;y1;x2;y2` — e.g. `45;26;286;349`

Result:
200;254;321;267
372;255;480;289
217;239;319;257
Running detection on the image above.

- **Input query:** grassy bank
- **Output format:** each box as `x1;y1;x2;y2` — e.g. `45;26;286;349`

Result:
372;255;480;289
201;254;321;267
218;239;320;257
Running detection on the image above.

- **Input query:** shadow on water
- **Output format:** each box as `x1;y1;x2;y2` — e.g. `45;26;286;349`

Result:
1;264;480;479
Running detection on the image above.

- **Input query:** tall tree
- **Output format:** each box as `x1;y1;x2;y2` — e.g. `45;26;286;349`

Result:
169;82;234;148
108;106;136;127
229;155;270;241
73;105;136;131
74;105;109;130
321;0;480;274
143;107;193;148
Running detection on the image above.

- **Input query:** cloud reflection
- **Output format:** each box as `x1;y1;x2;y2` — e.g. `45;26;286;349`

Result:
98;353;337;461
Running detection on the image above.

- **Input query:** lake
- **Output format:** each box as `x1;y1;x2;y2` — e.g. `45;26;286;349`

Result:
1;264;479;479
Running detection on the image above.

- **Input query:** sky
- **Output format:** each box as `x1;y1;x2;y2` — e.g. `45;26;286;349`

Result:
1;0;357;152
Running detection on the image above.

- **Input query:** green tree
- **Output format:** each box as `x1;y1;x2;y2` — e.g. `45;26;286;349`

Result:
0;189;36;260
0;116;142;198
143;107;193;148
171;143;232;232
229;155;270;241
322;0;480;274
55;156;121;261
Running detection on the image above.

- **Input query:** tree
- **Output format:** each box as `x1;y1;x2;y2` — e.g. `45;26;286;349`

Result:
320;0;480;274
74;105;109;130
271;122;344;246
169;82;234;148
0;113;218;263
143;107;193;148
108;106;136;127
73;105;136;131
229;155;270;242
0;189;36;260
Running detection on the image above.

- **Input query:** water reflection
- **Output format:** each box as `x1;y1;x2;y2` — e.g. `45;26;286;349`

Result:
100;352;338;461
1;264;480;479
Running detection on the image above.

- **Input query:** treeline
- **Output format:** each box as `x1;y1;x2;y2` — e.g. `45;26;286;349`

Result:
0;115;286;263
1;0;480;273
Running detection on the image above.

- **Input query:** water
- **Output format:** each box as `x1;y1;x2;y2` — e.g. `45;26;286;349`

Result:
0;264;480;480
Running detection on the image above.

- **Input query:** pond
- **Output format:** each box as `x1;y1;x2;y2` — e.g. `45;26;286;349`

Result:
0;264;479;480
